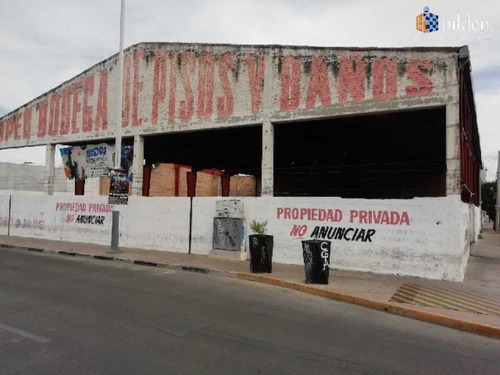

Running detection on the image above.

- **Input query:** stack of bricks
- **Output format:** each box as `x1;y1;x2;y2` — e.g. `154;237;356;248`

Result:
98;163;257;197
149;163;178;196
229;175;258;196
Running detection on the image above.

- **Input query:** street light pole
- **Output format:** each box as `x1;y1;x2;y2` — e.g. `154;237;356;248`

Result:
115;0;124;170
108;0;125;254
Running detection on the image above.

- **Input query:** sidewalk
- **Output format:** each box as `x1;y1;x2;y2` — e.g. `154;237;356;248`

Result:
1;228;500;339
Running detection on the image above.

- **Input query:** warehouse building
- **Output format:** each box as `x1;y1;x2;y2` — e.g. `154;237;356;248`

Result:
0;43;482;280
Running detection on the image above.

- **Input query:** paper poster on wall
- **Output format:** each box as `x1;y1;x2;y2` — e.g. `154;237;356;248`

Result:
60;143;133;180
108;169;129;205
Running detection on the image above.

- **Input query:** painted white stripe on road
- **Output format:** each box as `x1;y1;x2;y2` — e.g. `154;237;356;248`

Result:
0;323;50;343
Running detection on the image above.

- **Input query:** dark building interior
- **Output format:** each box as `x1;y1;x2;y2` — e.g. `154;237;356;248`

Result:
132;107;447;199
144;125;262;175
274;107;446;198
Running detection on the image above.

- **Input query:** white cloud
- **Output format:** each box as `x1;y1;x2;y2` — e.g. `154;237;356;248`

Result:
0;0;498;173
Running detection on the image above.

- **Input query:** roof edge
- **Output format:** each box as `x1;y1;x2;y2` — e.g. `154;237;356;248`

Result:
1;42;464;121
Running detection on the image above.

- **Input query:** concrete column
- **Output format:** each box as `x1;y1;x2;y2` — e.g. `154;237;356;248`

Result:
44;144;55;195
131;135;144;196
446;103;461;196
261;121;274;197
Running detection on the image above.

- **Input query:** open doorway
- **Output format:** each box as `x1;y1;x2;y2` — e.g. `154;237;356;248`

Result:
274;107;446;198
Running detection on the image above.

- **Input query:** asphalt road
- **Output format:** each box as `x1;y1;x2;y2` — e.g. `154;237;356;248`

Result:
1;247;499;375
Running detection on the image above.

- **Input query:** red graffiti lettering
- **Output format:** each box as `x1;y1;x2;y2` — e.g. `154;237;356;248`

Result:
338;57;366;104
290;225;308;237
60;87;72;135
71;81;83;134
48;93;60;136
132;49;143;127
4;118;11;141
179;52;195;123
372;58;397;101
152;50;167;125
82;75;94;132
247;54;266;115
38;99;48;137
280;56;301;111
168;52;178;124
15;114;21;140
217;53;234;117
9;113;22;140
277;207;342;222
7;117;13;140
277;207;284;218
95;68;108;130
198;52;215;119
306;56;331;108
406;60;433;97
122;55;132;127
22;108;32;140
4;117;12;140
350;210;410;225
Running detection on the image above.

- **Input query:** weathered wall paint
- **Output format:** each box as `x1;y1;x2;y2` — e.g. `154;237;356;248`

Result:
9;195;114;242
191;195;469;281
0;162;67;192
118;197;190;252
0;194;10;236
7;194;190;253
4;193;471;281
0;43;459;149
474;205;481;242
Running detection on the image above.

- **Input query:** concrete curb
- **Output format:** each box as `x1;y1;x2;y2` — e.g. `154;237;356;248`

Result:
3;243;500;340
0;244;237;278
236;273;500;340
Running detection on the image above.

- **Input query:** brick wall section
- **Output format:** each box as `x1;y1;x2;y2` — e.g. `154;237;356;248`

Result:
194;170;220;196
149;163;176;196
99;177;108;196
99;163;257;197
178;166;189;197
230;176;257;196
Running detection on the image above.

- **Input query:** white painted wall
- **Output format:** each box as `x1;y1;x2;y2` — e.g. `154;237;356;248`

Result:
474;205;482;240
0;193;10;236
2;193;473;281
7;194;191;252
9;194;113;243
192;195;470;281
119;197;190;253
458;201;472;278
0;162;67;192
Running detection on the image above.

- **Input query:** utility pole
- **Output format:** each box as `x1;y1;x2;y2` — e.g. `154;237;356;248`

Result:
115;0;124;170
108;0;125;253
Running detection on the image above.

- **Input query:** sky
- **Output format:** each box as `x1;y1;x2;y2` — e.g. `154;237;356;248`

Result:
0;0;498;180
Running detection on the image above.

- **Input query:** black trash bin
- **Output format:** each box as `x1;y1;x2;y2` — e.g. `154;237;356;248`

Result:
249;235;273;273
302;240;331;284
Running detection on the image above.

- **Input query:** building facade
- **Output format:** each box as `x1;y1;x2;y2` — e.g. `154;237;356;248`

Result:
0;43;482;280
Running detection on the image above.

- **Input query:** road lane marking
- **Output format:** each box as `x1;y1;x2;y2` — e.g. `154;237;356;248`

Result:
0;323;50;343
